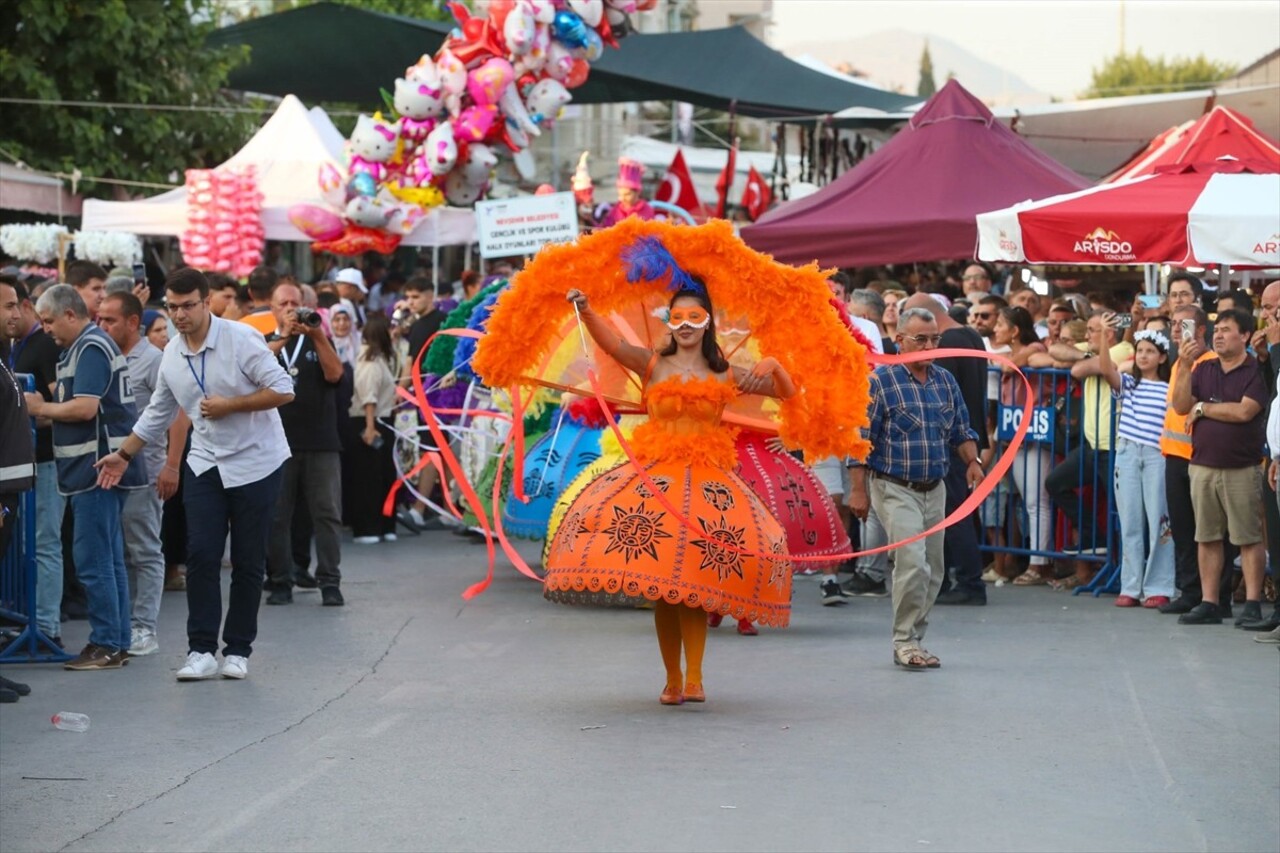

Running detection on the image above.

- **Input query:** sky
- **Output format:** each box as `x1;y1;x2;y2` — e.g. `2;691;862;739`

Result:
769;0;1280;99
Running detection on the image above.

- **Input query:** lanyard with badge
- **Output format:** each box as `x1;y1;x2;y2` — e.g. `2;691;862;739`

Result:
280;335;305;386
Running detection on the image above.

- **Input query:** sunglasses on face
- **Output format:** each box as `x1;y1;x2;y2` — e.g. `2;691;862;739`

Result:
666;308;710;330
971;311;994;319
902;334;943;346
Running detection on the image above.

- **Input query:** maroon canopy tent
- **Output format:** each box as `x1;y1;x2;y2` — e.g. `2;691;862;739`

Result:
740;80;1092;268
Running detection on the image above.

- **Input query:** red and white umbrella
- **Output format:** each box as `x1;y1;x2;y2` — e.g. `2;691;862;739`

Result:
976;159;1280;268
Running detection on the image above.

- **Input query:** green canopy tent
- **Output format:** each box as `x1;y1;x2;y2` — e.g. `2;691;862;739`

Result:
207;2;913;118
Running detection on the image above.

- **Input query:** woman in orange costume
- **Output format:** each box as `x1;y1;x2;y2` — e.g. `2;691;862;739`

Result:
555;276;794;705
472;219;871;707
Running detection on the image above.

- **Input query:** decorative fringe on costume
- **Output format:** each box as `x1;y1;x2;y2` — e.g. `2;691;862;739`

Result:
473;219;872;462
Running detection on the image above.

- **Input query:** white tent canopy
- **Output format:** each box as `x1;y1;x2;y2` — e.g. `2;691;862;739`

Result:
81;94;475;247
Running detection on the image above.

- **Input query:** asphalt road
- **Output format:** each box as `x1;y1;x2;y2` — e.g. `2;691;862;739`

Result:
2;530;1277;853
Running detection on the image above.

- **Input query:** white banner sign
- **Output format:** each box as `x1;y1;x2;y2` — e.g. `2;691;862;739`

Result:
475;192;579;259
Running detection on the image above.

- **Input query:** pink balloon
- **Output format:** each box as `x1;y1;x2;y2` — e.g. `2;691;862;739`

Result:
466;57;515;106
287;203;345;241
455;105;498;142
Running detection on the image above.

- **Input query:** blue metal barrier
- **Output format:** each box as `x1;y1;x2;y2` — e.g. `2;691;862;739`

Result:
981;365;1121;595
0;374;72;663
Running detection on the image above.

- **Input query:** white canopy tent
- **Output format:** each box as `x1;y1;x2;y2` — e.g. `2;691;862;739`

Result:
81;94;475;247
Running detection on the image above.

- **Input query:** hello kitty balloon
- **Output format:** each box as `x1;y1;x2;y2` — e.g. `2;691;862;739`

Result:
424;121;459;174
460;143;499;185
444;169;486;207
499;84;541;137
503;0;537;55
436;50;468;117
349;115;401;183
525;79;572;122
393;77;445;143
345;196;396;229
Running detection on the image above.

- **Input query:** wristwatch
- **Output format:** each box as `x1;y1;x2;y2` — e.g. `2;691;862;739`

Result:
968;459;983;471
1194;401;1206;420
117;447;134;463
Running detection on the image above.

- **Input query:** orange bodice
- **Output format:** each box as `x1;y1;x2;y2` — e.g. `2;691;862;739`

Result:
630;375;739;468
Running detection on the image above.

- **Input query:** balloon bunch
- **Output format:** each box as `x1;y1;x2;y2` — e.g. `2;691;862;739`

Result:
181;167;264;276
290;0;647;256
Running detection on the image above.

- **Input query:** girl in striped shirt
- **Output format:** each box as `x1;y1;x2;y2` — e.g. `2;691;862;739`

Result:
1100;317;1175;607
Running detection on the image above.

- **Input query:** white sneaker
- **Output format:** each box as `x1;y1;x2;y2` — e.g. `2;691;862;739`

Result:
353;535;380;544
129;628;159;657
176;651;219;681
382;533;398;542
220;655;248;680
408;508;426;527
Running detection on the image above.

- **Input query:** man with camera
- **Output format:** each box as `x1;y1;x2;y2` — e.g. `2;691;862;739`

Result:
262;282;346;606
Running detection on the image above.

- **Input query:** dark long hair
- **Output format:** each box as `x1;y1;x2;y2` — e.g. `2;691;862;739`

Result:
360;312;394;364
999;306;1040;346
658;285;729;373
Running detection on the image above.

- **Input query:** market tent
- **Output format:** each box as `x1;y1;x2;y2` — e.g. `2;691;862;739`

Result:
81;95;345;242
739;80;1091;268
830;84;1280;181
1106;105;1280;181
975;159;1280;268
0;164;82;217
207;2;913;117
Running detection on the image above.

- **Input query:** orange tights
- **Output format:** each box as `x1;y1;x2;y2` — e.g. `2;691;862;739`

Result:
654;601;707;691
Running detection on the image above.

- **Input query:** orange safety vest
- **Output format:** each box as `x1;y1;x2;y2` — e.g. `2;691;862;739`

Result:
1160;351;1219;459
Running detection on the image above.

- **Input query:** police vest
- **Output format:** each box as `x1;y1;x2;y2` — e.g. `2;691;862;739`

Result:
0;360;35;493
52;325;145;496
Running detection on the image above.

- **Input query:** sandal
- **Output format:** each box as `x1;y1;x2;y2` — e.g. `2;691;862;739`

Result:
1050;575;1085;591
892;646;929;671
917;648;941;668
1012;569;1048;586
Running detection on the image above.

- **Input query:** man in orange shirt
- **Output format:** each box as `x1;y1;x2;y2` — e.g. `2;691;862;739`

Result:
1158;305;1231;615
239;266;278;336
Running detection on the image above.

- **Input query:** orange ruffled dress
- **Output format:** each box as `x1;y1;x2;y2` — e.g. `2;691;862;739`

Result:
542;374;793;627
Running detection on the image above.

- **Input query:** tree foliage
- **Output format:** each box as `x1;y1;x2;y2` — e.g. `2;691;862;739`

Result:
917;41;936;98
1;0;259;199
266;0;455;22
1084;50;1238;98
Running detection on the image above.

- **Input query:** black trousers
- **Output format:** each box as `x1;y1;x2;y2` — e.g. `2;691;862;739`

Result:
346;419;396;538
942;449;984;598
1046;443;1111;548
184;464;283;657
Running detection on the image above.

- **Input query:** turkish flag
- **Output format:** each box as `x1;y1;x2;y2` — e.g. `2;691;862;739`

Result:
714;140;738;219
654;149;702;216
742;165;773;221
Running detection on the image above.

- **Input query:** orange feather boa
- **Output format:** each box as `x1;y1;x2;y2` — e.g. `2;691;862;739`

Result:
473;219;871;461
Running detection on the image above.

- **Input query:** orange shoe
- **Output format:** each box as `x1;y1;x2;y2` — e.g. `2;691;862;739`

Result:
683;683;705;702
660;685;684;705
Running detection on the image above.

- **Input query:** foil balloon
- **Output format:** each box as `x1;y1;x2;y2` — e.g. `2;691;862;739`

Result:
437;49;468;116
467;57;515;106
543;41;575;80
318;162;346;208
393;77;445;142
527;0;556;23
503;0;536;55
526;78;572;122
455;104;499;141
460;142;499;185
573;27;604;61
345;196;397;229
346;172;377;200
551;10;589;48
425;121;460;173
487;0;515;29
444;170;486;207
287;204;345;241
567;0;603;27
564;58;591;89
499;84;541;137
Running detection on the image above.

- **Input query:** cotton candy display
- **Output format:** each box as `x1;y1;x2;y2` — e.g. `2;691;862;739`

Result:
72;231;143;268
0;224;69;264
180;167;264;276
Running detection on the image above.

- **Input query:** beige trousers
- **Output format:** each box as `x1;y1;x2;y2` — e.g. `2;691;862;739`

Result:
870;475;947;650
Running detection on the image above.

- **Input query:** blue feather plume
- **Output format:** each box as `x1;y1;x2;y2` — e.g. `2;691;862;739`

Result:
621;236;702;293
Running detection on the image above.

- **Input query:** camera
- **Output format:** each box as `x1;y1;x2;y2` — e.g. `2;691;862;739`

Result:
294;307;322;328
391;306;413;328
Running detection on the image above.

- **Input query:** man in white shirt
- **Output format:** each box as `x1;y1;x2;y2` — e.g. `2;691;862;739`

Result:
95;269;294;682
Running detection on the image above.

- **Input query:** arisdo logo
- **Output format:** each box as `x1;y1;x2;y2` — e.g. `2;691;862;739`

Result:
1253;233;1280;255
1074;227;1136;261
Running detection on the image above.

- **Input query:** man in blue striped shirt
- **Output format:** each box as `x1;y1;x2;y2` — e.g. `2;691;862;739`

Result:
849;307;982;671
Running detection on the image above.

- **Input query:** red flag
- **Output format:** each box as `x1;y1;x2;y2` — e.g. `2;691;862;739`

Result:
742;164;773;221
714;140;738;219
654;149;702;216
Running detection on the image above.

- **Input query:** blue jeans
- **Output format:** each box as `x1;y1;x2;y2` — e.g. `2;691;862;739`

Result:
1114;439;1174;599
184;464;283;658
34;461;66;638
69;487;130;650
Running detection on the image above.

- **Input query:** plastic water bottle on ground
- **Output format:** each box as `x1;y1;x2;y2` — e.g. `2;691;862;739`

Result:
51;712;90;732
